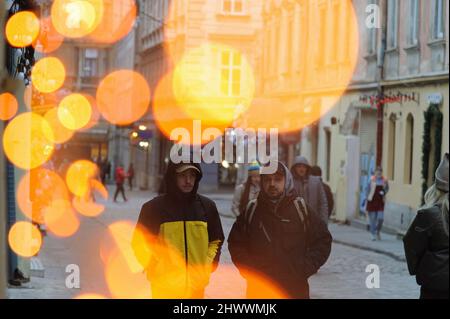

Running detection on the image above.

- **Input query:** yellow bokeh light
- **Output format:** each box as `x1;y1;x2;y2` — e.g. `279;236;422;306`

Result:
0;93;19;120
57;94;92;130
8;221;42;258
66;160;99;198
32;57;66;94
5;11;40;48
3;112;54;170
44;107;74;144
172;43;255;129
51;0;104;38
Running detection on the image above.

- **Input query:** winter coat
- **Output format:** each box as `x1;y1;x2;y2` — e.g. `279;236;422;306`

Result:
228;162;332;299
132;161;225;298
403;203;449;297
291;156;329;223
115;167;126;184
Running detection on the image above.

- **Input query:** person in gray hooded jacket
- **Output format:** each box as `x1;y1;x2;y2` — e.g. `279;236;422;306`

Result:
291;156;329;224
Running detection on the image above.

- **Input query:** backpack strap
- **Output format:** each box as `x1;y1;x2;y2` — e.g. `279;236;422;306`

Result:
243;199;258;233
293;197;309;233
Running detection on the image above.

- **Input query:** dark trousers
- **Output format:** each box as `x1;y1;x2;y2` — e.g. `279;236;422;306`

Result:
128;177;134;191
114;183;127;201
420;287;449;299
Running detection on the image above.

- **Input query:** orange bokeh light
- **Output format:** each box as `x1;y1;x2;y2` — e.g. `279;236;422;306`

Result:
172;43;255;129
57;93;92;130
65;160;99;198
44;107;74;144
78;94;100;131
88;0;137;44
33;16;64;54
74;293;107;299
51;0;104;38
72;179;108;217
153;72;222;145
2;112;54;170
43;199;80;237
5;11;40;48
0;93;19;120
17;168;70;225
32;57;66;94
8;221;42;258
96;70;151;126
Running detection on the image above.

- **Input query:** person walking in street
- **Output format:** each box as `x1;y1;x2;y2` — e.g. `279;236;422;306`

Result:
365;166;389;241
114;163;128;202
127;163;135;191
310;165;334;218
132;160;225;298
231;162;261;217
228;161;332;299
291;156;329;224
403;153;449;299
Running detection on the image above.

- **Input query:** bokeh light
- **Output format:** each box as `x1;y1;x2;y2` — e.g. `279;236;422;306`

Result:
43;199;80;237
153;72;221;145
88;0;137;44
8;221;42;258
44;107;75;144
57;93;92;130
0;93;19;120
74;293;107;299
33;16;64;54
233;0;359;133
51;0;104;38
96;70;151;126
17;168;70;225
5;11;40;48
32;57;66;94
2;112;54;170
72;179;108;217
172;43;255;129
66;160;99;198
78;94;101;131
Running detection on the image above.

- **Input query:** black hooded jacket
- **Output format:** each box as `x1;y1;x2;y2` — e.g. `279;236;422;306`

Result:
133;161;224;297
228;162;332;299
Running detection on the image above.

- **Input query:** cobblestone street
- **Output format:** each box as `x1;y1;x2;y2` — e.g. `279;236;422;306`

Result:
8;189;419;299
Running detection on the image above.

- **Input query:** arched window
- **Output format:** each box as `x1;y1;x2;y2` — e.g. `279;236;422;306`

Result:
387;113;397;180
404;114;414;184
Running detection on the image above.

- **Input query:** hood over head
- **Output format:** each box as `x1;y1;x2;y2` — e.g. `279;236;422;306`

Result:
164;160;203;200
260;161;296;201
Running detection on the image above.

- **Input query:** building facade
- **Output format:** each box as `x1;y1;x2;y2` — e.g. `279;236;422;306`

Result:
136;0;263;191
279;0;449;233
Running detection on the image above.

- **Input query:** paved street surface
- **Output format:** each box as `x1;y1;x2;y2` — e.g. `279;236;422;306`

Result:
8;188;419;299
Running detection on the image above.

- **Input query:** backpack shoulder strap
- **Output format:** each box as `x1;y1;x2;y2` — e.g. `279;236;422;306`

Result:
293;197;309;232
243;199;258;232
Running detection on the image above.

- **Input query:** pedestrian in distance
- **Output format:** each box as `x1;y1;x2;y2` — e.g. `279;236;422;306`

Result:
231;162;261;217
365;166;389;241
114;163;128;202
310;165;334;219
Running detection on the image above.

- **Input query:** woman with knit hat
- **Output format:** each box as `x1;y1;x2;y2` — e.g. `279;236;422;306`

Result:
231;162;261;217
404;153;449;299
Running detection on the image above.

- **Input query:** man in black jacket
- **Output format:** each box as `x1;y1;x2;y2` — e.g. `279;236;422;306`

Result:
133;160;225;299
228;161;332;299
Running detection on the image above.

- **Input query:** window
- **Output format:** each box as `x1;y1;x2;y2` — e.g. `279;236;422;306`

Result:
367;0;378;54
286;16;295;73
82;48;99;78
387;0;398;49
220;50;241;96
317;5;327;66
222;0;244;15
408;0;419;45
330;3;340;63
387;114;397;180
404;114;414;184
433;0;445;39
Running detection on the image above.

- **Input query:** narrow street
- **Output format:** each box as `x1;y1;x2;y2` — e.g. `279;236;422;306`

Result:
8;188;419;299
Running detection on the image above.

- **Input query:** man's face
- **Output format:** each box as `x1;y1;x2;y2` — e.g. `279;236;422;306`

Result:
176;169;197;193
262;172;285;200
294;164;308;177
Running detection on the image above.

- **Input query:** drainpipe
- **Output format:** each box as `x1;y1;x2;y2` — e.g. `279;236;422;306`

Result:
376;0;388;167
